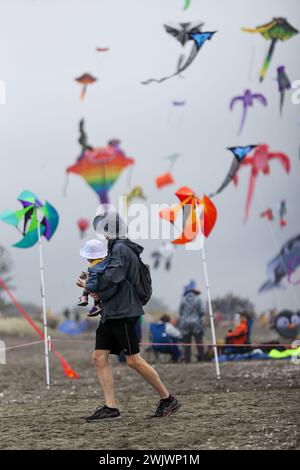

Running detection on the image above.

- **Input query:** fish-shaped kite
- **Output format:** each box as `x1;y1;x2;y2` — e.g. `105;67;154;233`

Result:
142;22;216;84
259;234;300;292
242;18;298;82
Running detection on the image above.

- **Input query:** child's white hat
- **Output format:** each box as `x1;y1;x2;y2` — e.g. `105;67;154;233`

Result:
79;239;107;259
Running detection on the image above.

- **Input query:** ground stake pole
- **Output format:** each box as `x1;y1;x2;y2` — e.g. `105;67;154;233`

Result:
200;237;221;380
37;208;50;389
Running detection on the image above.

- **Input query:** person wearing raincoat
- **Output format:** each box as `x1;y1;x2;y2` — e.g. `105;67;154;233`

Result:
179;284;205;362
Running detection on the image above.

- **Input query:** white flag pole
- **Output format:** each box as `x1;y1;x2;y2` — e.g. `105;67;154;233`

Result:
193;202;220;380
200;236;221;380
36;206;50;389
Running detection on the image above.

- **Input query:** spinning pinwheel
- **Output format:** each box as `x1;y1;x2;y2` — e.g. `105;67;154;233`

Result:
159;186;220;378
0;190;59;248
0;192;75;387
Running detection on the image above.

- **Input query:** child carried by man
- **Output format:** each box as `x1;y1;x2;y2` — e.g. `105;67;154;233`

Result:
76;239;109;317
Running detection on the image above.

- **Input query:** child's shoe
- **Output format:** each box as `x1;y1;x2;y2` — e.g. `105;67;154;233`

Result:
78;296;88;307
87;305;102;317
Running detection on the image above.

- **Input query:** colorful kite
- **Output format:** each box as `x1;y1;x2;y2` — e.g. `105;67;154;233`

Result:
125;186;147;206
156;172;175;189
277;66;291;116
235;144;290;222
66;120;135;205
230;89;267;135
242;18;298;82
96;47;110;52
159;186;217;244
77;218;90;238
0;190;59;248
259;234;300;292
260;208;274;222
75;73;97;100
209;145;258;198
141;22;216;84
156;153;180;189
279;199;287;227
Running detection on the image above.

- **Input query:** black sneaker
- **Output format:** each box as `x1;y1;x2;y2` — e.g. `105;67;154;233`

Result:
153;395;181;418
85;405;121;422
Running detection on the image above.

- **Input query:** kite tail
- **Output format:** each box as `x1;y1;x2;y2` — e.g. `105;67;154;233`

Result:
80;84;87;101
279;91;285;117
244;172;257;223
0;277;79;379
99;191;110;205
238;106;248;135
52;350;79;379
183;0;190;10
259;38;277;82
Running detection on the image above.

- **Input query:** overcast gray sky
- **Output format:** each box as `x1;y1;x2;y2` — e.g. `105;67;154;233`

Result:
0;0;300;315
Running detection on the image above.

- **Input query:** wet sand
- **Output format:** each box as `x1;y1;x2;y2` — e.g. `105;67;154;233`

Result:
0;336;299;450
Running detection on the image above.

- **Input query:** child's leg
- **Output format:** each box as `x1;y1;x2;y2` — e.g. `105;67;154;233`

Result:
78;289;89;306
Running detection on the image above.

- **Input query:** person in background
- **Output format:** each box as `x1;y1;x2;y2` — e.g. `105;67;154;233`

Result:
225;311;253;354
179;283;205;363
150;315;182;363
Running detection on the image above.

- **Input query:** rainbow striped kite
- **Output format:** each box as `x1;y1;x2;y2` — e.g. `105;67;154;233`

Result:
66;121;135;204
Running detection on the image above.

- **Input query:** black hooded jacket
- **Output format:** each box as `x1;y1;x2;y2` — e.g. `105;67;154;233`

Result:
95;238;145;321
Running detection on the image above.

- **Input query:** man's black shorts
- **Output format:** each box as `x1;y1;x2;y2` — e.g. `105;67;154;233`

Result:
95;318;140;356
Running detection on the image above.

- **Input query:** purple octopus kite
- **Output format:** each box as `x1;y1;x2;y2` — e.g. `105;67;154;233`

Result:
230;89;267;135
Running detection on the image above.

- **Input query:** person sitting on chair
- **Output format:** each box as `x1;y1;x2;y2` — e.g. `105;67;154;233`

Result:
150;315;182;363
225;311;253;354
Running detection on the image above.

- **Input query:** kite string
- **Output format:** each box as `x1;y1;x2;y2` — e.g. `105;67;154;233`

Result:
256;185;300;310
1;338;295;351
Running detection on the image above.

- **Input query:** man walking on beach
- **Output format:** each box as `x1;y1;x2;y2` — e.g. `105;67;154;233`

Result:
77;210;180;421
